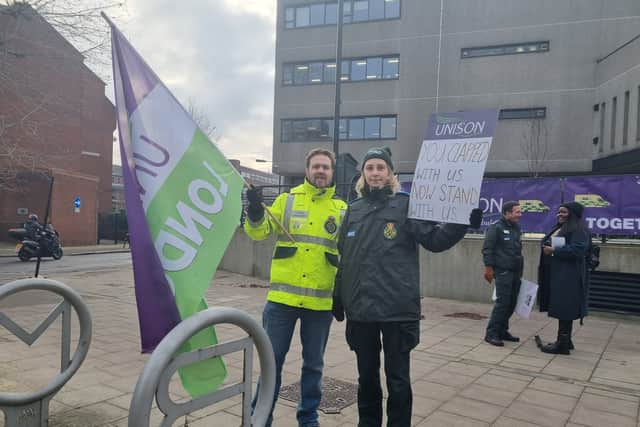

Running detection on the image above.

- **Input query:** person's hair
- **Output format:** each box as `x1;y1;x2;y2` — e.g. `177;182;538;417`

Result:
558;208;589;236
305;148;336;169
502;201;520;215
354;169;400;197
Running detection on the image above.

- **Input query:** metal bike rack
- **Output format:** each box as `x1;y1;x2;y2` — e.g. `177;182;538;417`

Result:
0;278;92;426
128;307;275;427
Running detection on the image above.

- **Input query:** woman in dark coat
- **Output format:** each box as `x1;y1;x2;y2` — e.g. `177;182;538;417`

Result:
537;202;590;355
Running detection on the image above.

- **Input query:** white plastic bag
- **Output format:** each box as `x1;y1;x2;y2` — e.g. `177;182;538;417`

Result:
515;279;539;319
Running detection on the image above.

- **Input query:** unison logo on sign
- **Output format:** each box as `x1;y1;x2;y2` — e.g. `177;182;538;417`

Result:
434;115;487;137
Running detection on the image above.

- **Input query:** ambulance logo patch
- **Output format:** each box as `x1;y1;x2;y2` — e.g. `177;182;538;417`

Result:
383;222;397;240
324;216;338;234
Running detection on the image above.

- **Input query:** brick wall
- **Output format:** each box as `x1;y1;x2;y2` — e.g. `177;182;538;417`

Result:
0;7;115;244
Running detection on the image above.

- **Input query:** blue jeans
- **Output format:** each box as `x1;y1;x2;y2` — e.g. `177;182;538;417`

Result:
252;301;333;427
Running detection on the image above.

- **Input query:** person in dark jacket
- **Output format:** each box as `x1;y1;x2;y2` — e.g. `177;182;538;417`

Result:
333;146;482;427
536;201;590;355
482;201;523;347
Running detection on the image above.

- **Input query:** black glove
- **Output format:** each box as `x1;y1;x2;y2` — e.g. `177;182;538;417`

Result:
246;186;264;222
332;296;344;322
469;208;483;229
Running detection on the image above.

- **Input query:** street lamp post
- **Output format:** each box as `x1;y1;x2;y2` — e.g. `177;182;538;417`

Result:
332;0;345;158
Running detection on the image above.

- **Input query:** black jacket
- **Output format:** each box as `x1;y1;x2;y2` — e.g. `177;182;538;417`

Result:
482;217;523;272
334;191;467;322
538;225;590;321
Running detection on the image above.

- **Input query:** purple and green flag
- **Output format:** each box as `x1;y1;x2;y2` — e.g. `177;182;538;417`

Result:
107;18;244;397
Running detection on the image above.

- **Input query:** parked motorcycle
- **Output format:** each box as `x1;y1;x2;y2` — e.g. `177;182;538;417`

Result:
8;223;63;261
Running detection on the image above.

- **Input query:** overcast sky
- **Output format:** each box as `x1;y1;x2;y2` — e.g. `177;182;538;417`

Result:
109;0;277;171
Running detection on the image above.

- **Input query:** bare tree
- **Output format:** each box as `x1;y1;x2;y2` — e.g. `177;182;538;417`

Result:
0;1;126;192
1;1;127;77
520;119;550;178
186;99;218;140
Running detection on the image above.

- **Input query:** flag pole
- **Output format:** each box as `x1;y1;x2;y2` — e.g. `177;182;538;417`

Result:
241;180;295;243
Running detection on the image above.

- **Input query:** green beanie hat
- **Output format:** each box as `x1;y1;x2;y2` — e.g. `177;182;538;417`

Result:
362;146;394;171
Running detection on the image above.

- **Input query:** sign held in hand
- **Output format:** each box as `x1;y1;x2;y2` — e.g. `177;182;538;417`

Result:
409;110;499;225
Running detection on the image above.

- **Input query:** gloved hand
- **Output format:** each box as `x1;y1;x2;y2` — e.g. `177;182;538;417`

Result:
332;296;345;322
246;186;264;222
484;266;494;284
469;208;483;229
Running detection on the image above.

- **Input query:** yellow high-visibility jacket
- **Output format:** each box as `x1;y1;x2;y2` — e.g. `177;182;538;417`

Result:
244;180;347;310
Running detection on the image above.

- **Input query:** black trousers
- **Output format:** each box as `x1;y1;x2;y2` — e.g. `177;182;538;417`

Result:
345;320;420;427
486;269;521;338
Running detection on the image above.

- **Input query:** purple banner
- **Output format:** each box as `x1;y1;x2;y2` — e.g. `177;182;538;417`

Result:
425;109;499;140
564;175;640;235
479;178;562;232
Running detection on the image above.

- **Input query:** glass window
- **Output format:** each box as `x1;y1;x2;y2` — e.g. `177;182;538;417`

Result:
499;108;546;119
600;102;606;152
353;1;368;22
364;117;380;138
324;62;336;83
385;0;400;18
340;60;350;81
281;116;397;142
293;120;307;141
339;119;348;140
349;118;364;139
325;3;338;24
283;64;294;85
381;117;396;138
343;1;352;23
383;57;399;79
309;62;323;83
611;96;617;149
637;87;640;141
296;6;310;27
351;59;367;81
320;120;332;139
294;64;309;85
307;119;322;140
366;57;382;80
623;91;630;146
369;0;385;20
462;41;550;58
281;120;293;142
310;4;325;26
285;8;295;28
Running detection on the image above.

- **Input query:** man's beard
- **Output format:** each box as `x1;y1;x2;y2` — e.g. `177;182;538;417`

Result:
308;175;330;188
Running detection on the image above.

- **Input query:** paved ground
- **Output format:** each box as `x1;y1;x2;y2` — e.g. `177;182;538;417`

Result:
1;253;640;426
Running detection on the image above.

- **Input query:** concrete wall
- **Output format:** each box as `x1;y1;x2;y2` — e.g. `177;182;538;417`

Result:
221;227;640;303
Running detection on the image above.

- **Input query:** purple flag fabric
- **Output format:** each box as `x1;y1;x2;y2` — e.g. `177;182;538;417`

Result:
109;20;180;352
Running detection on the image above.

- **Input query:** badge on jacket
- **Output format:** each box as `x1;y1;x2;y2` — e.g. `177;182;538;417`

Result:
383;222;397;240
324;216;338;234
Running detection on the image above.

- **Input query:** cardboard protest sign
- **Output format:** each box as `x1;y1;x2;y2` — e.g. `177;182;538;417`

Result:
409;110;498;225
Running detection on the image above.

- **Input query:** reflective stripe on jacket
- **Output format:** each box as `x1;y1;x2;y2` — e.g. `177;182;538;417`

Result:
244;180;347;310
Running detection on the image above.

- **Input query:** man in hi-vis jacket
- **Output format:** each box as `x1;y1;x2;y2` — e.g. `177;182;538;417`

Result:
244;148;347;427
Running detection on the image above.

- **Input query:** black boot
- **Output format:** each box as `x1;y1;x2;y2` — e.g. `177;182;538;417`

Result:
541;320;571;355
549;323;575;349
